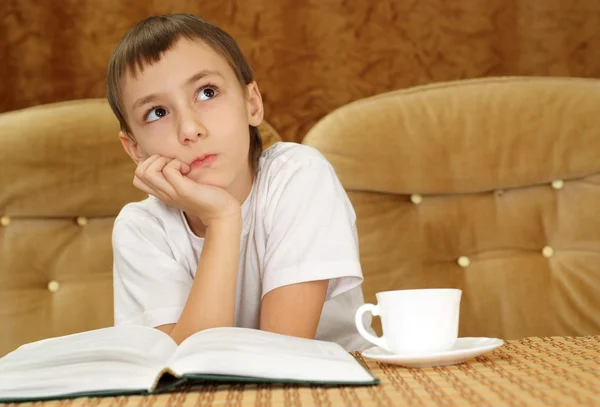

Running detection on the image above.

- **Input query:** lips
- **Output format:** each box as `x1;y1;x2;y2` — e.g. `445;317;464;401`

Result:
190;154;216;168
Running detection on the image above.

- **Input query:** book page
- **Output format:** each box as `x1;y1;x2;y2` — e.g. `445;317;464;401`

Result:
167;327;374;383
0;325;178;399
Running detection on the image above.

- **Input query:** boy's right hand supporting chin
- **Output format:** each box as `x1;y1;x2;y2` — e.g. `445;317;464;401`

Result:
132;154;241;227
133;154;242;344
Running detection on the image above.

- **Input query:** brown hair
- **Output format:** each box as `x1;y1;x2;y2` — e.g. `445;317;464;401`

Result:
106;14;263;168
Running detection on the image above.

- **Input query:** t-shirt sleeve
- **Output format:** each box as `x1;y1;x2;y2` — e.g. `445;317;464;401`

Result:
262;154;364;299
112;216;192;327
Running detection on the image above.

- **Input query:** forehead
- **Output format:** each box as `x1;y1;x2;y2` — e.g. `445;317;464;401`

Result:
121;38;235;103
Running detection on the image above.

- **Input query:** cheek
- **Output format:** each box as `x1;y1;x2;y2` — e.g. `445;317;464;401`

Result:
142;142;181;159
221;124;251;163
212;106;251;145
131;125;179;157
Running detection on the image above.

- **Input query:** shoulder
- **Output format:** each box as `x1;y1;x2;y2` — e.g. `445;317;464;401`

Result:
257;142;336;184
253;142;354;222
112;196;180;241
260;141;330;170
114;196;174;225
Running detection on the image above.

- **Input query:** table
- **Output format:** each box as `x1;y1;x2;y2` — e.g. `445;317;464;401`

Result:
3;335;600;407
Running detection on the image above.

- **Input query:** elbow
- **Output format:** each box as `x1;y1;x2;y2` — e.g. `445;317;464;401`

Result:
168;320;235;344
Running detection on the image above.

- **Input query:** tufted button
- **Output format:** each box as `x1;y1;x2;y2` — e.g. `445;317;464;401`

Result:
457;256;471;268
495;190;504;196
410;194;423;204
47;280;60;293
542;245;555;258
551;179;564;190
76;216;88;227
0;216;10;227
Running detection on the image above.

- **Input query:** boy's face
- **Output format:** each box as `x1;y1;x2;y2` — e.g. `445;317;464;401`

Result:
119;37;263;190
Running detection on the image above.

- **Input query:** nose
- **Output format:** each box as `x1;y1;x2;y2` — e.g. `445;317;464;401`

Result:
177;106;207;145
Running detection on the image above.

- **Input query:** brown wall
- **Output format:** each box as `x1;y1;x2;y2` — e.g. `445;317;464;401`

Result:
1;0;599;142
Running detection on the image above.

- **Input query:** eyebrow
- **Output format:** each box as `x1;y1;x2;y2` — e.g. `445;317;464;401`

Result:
131;70;224;110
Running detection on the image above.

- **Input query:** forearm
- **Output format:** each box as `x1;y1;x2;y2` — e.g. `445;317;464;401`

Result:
169;215;242;344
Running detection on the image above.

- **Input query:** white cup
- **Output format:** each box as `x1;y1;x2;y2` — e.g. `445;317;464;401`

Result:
355;288;462;354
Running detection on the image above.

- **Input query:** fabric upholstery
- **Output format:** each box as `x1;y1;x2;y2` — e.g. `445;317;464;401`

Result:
302;76;600;340
0;99;281;356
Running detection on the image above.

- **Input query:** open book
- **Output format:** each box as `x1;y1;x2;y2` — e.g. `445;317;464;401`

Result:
0;325;378;402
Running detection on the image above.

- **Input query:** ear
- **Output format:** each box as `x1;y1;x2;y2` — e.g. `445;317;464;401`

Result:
119;131;146;164
245;81;264;127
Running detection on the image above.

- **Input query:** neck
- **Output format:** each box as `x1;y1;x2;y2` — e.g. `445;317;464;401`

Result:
227;162;255;205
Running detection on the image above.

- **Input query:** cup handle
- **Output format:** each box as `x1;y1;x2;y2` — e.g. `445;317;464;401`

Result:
355;303;389;351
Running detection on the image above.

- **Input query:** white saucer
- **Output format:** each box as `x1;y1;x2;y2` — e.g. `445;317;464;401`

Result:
361;337;504;368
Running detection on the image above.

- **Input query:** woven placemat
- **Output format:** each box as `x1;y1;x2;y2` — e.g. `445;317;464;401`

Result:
4;336;600;407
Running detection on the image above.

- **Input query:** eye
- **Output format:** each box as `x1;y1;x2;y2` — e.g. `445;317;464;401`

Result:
145;107;167;123
197;86;218;101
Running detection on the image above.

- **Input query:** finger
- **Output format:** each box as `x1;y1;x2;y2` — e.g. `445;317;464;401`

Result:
163;159;191;179
179;161;191;175
135;154;162;179
133;175;159;197
145;156;172;175
163;159;195;194
144;158;179;198
134;176;186;211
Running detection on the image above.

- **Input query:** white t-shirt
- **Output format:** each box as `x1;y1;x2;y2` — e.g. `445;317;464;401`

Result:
112;142;372;351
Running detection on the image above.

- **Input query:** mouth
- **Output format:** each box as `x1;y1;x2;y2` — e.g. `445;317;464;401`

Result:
190;154;217;168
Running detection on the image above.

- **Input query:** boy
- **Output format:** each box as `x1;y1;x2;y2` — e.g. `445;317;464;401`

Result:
107;13;371;351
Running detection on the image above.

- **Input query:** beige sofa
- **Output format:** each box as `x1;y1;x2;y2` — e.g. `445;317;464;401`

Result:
302;76;600;339
1;76;599;356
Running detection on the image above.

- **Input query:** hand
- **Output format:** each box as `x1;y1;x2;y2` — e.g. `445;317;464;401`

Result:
133;155;241;226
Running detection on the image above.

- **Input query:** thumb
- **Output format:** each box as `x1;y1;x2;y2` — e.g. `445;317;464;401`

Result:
162;158;191;174
179;161;191;175
162;159;192;185
170;159;191;175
